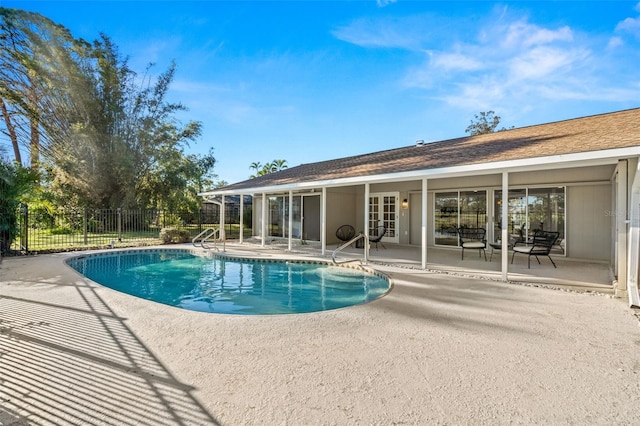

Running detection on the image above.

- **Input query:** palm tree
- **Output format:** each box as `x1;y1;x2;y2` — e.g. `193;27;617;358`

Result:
249;159;287;178
249;162;262;179
272;159;288;171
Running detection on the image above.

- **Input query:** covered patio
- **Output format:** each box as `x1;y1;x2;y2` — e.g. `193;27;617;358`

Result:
201;109;640;307
222;239;616;295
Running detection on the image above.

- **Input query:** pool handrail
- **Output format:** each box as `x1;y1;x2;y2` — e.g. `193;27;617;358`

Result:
192;227;220;251
332;233;368;265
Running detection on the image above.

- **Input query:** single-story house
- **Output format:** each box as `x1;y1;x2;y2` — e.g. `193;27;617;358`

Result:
200;108;640;307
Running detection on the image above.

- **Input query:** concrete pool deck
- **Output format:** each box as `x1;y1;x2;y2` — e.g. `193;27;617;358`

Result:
1;244;640;425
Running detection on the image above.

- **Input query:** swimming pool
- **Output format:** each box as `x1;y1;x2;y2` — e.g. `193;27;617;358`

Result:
67;249;391;315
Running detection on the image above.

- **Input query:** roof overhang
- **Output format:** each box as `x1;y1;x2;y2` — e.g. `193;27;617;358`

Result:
200;147;640;197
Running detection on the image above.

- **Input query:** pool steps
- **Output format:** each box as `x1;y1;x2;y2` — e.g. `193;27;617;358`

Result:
192;227;220;251
332;233;368;265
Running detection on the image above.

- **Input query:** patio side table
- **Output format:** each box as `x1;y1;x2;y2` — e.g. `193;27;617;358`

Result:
489;242;512;261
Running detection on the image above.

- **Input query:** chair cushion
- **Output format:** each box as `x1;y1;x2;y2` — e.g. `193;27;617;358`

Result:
513;246;533;254
462;242;485;249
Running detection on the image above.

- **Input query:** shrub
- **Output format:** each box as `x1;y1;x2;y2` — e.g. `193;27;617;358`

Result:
159;227;191;243
0;162;38;254
51;226;74;235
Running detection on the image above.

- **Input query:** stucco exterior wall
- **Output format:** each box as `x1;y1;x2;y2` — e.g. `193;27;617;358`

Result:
326;187;358;245
566;183;612;260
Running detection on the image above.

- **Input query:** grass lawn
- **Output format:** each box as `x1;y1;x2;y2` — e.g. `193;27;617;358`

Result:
13;224;252;252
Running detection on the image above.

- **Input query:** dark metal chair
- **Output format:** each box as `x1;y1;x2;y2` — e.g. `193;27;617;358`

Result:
335;225;356;245
457;227;487;261
511;230;559;268
369;226;386;249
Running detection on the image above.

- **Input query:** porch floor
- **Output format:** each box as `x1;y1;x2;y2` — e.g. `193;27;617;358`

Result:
238;239;616;294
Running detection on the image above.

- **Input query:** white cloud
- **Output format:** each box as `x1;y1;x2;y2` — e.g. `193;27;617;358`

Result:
508;46;589;81
607;36;624;49
431;52;483;71
334;6;639;127
332;17;424;50
615;2;640;38
500;20;573;49
377;0;397;7
616;16;640;33
398;10;640;115
439;79;507;111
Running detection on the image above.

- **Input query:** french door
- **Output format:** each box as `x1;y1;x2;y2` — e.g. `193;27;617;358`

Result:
369;192;399;244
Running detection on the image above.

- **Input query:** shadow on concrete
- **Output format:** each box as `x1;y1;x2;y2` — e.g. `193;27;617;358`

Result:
0;276;220;425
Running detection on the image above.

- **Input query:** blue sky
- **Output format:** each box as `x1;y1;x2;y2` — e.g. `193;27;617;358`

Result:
4;1;640;184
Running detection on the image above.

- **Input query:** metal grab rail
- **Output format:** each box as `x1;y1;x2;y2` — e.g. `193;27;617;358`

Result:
192;227;220;251
331;233;367;265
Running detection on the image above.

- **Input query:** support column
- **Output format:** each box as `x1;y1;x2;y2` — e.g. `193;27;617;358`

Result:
288;190;293;251
321;187;327;256
616;160;628;298
220;195;226;252
364;183;370;263
626;159;640;307
501;171;509;282
421;178;428;269
239;195;244;244
261;192;267;247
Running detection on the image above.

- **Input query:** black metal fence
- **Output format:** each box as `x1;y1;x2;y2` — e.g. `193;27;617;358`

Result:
6;204;252;254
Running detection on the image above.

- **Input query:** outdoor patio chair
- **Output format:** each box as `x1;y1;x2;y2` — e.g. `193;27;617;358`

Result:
457;227;487;261
369;226;387;249
335;224;356;245
511;230;559;268
511;224;530;247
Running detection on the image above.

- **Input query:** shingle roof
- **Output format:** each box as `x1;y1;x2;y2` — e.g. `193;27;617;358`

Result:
216;108;640;192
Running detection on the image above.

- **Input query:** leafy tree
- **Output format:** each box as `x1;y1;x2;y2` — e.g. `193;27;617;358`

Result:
249;159;288;178
0;159;38;253
49;38;204;209
137;147;216;211
465;111;512;136
0;8;93;171
1;8;211;212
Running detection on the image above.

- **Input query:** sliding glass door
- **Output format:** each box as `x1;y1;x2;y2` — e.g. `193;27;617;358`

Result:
266;194;321;241
494;187;565;252
434;190;487;246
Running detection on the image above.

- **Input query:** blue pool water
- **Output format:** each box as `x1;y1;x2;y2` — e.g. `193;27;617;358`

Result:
67;250;390;315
